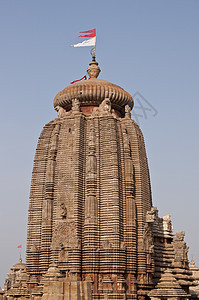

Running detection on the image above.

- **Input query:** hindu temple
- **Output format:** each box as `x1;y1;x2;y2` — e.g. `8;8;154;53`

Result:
1;59;199;300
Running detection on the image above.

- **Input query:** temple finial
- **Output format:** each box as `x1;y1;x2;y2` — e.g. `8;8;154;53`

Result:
87;60;101;78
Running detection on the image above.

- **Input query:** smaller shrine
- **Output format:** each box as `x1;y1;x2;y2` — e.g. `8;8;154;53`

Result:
189;260;199;299
3;258;29;299
148;269;190;300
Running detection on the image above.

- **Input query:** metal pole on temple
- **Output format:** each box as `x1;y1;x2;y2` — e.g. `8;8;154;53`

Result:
20;248;22;261
91;47;96;61
90;29;96;62
17;244;22;262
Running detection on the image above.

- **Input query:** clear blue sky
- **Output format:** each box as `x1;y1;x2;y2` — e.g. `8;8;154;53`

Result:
0;0;199;288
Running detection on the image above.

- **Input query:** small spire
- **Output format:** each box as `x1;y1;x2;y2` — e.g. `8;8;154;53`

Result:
191;259;195;267
87;61;101;79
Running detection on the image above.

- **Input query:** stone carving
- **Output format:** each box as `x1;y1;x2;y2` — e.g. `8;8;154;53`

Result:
163;213;173;233
111;108;119;118
87;60;101;78
52;221;79;249
5;279;11;290
60;203;67;219
175;231;185;241
146;207;158;223
173;231;189;268
189;260;199;298
55;105;66;118
59;242;64;250
72;98;80;113
123;129;132;160
30;244;39;252
125;104;131;118
85;122;97;226
77;238;81;249
101;98;112;113
140;273;144;284
58;248;68;263
92;98;112;116
85;275;93;283
88;125;95;147
120;242;126;250
143;223;154;265
48;124;60;160
102;240;112;249
102;275;113;293
116;276;126;293
191;259;196;268
66;271;80;281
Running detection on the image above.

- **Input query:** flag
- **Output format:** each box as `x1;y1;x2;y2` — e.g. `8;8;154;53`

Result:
17;245;22;248
79;28;96;38
72;28;96;47
72;37;96;48
70;75;87;84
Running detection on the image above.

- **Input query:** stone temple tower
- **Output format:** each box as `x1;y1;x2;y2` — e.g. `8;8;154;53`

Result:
26;59;153;299
3;59;194;300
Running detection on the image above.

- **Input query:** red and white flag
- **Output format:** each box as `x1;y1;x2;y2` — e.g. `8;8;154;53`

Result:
72;28;96;47
70;75;87;84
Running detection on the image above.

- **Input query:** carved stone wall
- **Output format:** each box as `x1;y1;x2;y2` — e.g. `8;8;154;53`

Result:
145;207;194;295
25;101;152;299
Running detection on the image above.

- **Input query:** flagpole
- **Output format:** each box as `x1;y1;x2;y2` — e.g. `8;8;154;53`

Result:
91;47;95;61
91;30;96;61
91;39;96;61
94;43;96;60
17;244;22;262
94;29;96;60
93;36;96;61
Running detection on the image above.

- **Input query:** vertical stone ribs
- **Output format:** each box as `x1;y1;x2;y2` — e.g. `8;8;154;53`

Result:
125;119;152;283
83;119;99;274
99;116;125;275
26;121;57;276
51;114;86;278
121;124;137;295
26;108;153;297
40;123;60;274
73;115;86;277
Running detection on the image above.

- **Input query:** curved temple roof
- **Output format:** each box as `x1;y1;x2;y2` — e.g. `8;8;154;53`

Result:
53;60;134;115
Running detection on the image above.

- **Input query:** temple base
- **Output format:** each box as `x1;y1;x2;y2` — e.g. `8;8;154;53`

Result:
42;280;92;300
